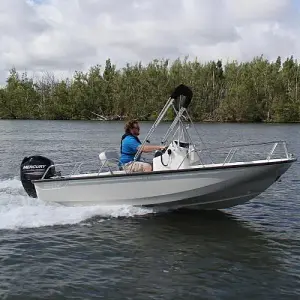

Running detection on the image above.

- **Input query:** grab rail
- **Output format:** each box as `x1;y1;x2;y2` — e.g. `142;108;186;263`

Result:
178;140;292;169
41;157;123;180
40;140;293;178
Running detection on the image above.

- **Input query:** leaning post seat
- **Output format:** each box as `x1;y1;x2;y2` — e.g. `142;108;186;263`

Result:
98;150;121;174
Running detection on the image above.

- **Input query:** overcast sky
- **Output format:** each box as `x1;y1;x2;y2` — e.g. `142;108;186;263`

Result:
1;0;300;84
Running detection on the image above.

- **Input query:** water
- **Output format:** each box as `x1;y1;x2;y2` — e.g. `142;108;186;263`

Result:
0;120;300;299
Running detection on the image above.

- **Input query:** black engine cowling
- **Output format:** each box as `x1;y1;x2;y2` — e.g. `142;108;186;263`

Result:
20;156;55;198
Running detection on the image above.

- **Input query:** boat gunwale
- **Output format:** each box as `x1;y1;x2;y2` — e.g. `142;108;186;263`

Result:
33;157;297;184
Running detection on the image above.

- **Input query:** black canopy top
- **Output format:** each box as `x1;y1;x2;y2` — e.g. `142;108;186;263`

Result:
170;84;193;110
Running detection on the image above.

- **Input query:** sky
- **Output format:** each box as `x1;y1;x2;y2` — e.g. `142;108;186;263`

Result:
1;0;300;84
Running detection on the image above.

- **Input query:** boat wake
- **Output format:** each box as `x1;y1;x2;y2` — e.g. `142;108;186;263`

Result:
0;178;154;230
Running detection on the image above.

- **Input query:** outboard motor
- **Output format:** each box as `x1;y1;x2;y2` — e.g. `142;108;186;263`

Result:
20;156;55;198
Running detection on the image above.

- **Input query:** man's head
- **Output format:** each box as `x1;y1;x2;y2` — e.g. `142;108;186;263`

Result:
124;119;140;136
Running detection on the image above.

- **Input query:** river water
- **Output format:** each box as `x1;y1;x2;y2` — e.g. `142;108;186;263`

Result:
0;120;299;299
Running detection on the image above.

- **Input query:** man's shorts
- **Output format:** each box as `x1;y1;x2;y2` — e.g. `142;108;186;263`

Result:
123;161;152;173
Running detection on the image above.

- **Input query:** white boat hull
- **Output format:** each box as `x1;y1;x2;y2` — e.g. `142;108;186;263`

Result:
33;159;294;210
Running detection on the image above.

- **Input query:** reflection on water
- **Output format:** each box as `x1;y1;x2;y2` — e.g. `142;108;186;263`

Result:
109;209;280;269
79;209;297;299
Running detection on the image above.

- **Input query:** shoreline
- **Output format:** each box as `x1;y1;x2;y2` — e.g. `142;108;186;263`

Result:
1;56;300;123
0;118;299;124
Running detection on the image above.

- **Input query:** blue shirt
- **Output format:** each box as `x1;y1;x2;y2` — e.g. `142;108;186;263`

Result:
119;135;141;165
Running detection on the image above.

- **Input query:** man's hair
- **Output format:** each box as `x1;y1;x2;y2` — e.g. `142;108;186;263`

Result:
124;119;139;134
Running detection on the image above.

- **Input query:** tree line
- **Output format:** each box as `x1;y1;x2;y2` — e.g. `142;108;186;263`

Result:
0;55;299;122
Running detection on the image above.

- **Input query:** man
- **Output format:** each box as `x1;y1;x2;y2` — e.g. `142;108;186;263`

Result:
119;119;165;172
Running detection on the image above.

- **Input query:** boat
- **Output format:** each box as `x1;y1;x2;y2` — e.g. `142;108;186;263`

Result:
20;84;297;209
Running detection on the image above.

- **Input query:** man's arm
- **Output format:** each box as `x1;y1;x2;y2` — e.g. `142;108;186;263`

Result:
138;144;165;153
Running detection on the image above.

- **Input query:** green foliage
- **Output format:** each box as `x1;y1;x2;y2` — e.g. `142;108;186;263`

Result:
1;55;300;122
